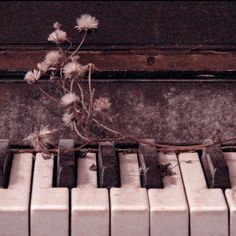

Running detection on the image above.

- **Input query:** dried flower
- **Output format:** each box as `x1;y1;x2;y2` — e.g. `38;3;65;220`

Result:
63;61;87;79
48;29;67;43
61;92;79;106
24;126;57;152
93;97;111;111
44;50;61;66
37;61;49;73
75;14;99;31
24;69;41;84
53;22;61;30
62;112;74;127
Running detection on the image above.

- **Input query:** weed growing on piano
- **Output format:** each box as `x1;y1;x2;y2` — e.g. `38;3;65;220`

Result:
23;14;118;156
22;14;234;158
24;126;57;159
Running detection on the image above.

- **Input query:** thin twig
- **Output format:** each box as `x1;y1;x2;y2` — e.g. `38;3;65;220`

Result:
39;87;58;103
73;121;90;141
70;78;75;92
77;83;89;113
68;30;87;60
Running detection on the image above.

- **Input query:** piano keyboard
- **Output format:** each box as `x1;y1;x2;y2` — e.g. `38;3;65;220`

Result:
0;140;235;236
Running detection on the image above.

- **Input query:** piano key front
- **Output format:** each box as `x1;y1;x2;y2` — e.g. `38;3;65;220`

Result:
2;141;236;236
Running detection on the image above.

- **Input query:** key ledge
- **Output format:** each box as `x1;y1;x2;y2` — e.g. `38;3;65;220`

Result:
225;189;236;211
150;205;188;212
31;205;69;211
190;205;228;213
0;206;28;212
72;205;109;212
112;206;149;212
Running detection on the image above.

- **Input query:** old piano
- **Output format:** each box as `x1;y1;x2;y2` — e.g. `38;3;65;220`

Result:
1;1;236;236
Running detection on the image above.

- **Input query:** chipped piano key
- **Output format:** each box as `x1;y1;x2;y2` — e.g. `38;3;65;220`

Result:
0;139;13;188
179;152;228;236
57;139;77;188
71;152;109;236
110;152;149;236
201;138;231;190
139;139;163;188
98;142;120;188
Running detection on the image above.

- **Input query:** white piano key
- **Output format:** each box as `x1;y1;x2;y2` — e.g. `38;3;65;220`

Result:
71;152;109;236
110;153;149;236
224;152;236;236
179;152;228;236
148;153;188;236
31;153;69;236
0;153;33;236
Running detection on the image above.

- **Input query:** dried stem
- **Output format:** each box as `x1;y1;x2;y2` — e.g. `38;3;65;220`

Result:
68;30;87;60
70;78;75;92
73;120;90;141
77;83;89;113
39;87;58;103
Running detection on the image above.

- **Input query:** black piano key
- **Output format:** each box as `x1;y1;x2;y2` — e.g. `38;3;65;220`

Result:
57;139;77;188
0;139;12;188
201;138;231;190
98;142;120;188
139;139;163;189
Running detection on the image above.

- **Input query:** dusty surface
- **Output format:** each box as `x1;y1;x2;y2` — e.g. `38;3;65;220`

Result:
0;80;236;146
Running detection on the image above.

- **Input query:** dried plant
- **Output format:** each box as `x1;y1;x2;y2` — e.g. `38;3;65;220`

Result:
23;14;236;157
24;14;122;156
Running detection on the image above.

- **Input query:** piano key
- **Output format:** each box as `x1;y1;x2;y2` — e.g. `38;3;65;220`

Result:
139;139;163;188
71;152;109;236
179;152;228;236
148;153;188;236
57;139;77;188
31;153;69;236
110;153;149;236
0;153;33;236
0;139;13;188
98;142;120;188
224;152;236;236
201;139;230;189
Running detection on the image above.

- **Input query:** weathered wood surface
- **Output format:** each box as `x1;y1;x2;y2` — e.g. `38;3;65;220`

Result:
1;49;236;72
1;79;236;146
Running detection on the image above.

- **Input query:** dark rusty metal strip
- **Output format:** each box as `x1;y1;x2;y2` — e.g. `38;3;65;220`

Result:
139;139;163;189
0;139;12;188
98;142;120;188
57;139;77;188
201;139;231;190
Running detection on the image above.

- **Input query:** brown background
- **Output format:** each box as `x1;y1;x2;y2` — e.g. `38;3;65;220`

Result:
1;1;236;146
1;1;236;47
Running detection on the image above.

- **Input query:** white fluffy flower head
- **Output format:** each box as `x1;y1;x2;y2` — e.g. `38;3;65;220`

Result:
93;97;111;111
75;14;99;31
62;112;74;127
48;29;67;43
53;22;61;30
61;93;79;106
24;126;57;152
45;50;61;66
37;61;49;73
24;69;41;84
63;61;87;79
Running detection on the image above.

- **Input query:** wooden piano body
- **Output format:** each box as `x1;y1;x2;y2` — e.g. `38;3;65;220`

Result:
0;2;236;236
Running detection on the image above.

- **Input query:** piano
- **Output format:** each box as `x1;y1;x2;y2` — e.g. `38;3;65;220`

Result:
1;1;236;236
